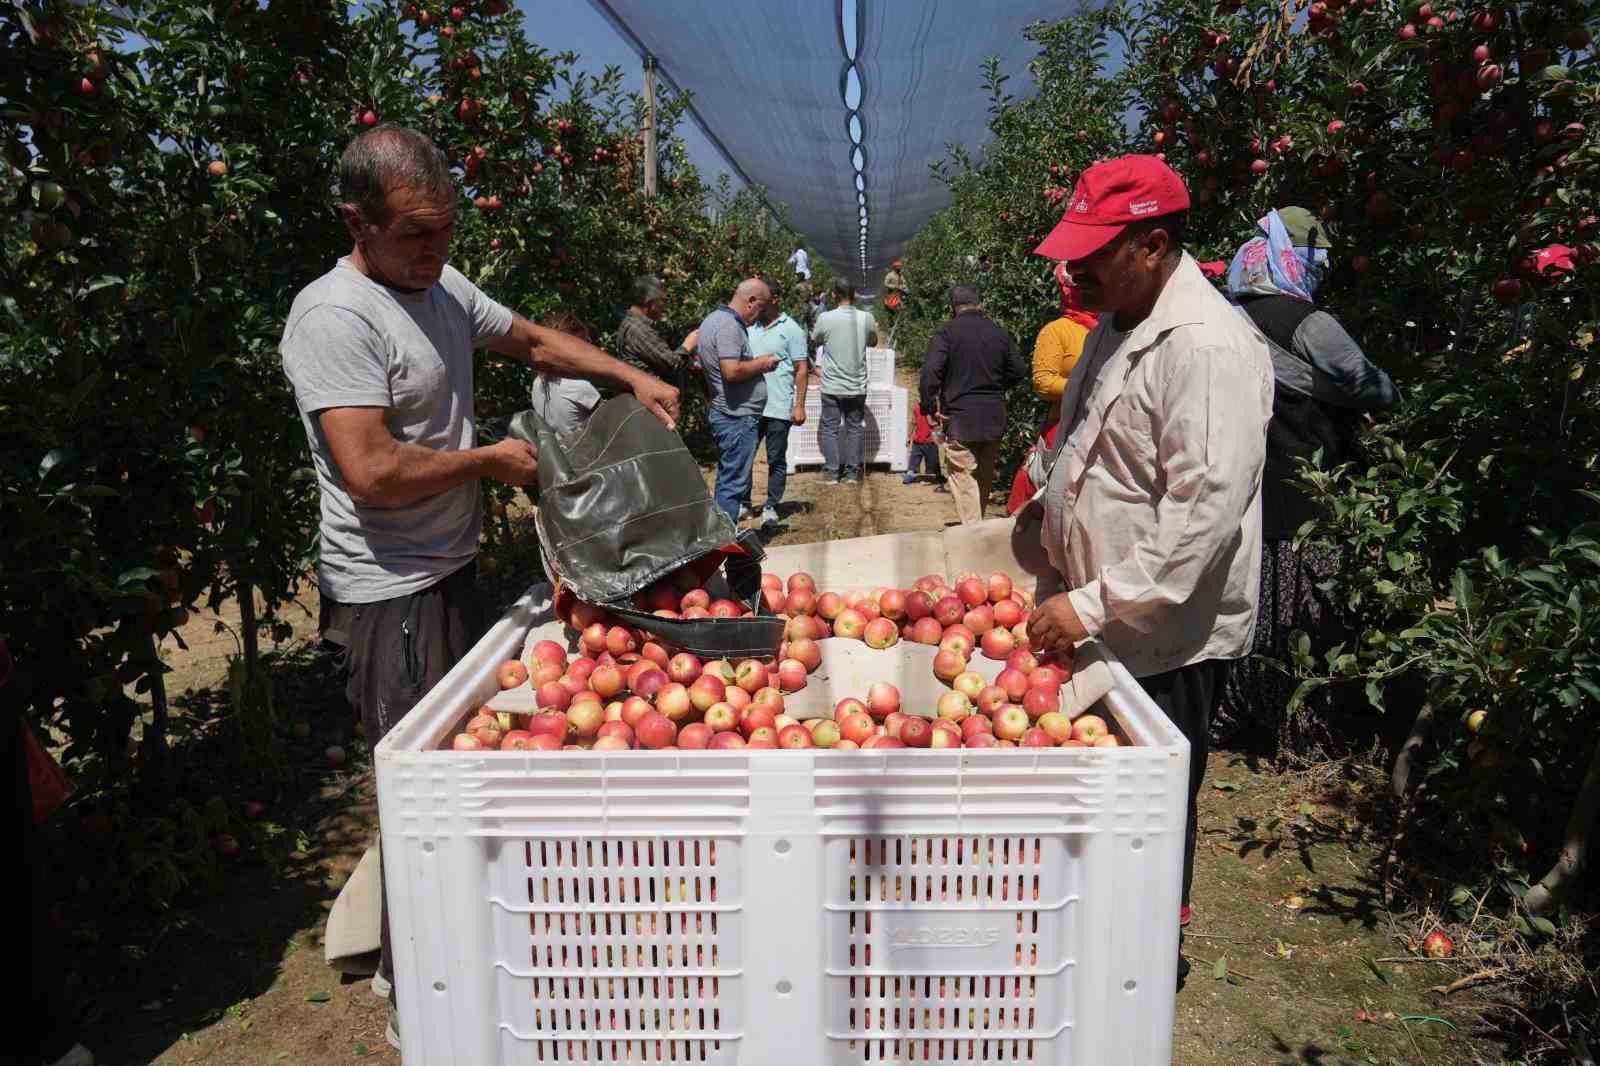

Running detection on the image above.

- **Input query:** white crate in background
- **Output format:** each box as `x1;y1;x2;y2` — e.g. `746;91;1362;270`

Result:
865;346;896;388
785;385;909;473
375;580;1189;1066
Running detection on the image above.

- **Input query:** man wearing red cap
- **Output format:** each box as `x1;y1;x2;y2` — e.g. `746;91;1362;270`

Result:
1023;155;1273;988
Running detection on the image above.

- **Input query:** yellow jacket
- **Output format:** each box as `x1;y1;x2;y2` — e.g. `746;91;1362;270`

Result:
1032;316;1090;421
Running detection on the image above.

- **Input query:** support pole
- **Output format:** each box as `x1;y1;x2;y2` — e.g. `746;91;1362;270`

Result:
643;53;658;196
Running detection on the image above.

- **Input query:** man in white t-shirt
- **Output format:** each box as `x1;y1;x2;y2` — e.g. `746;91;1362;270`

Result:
279;125;677;1048
786;246;811;280
809;277;879;484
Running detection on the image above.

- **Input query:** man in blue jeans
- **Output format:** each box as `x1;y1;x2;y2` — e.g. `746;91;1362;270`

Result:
696;278;776;522
742;280;810;526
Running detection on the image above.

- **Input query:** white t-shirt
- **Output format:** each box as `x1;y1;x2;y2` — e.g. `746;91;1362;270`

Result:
280;259;513;603
787;248;811;279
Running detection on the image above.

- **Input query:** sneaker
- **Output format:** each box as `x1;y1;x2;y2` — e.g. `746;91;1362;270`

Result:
737;504;756;521
46;1046;94;1066
371;972;393;1000
1179;905;1192;926
822;470;840;485
840;467;862;485
902;474;916;484
386;1011;401;1050
761;506;780;526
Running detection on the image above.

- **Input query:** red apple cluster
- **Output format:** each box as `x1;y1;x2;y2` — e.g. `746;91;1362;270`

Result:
442;569;1125;752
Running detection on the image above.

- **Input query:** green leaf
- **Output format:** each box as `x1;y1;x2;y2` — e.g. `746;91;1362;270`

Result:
1529;916;1557;938
117;567;160;586
1225;973;1244;986
1298;802;1316;816
1362;956;1390;984
1447;886;1473;905
1364;680;1385;712
38;448;72;479
304;991;331;1003
1213;956;1228;980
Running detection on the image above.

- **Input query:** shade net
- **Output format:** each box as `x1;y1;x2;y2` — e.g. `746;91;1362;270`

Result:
591;0;1064;286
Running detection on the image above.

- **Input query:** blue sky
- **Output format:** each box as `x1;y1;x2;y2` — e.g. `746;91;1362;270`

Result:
516;0;737;186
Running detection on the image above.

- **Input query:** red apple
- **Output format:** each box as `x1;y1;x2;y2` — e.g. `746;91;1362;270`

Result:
932;595;965;626
963;604;995;635
953;671;987;700
761;572;783;593
993;706;1029;741
863;617;900;649
980;628;1015;660
866;682;901;718
957;578;987;608
899;718;932;748
777;724;815;748
528;733;564;751
466;713;503;748
1021;727;1054;748
992;598;1023;629
532;662;565;687
739;706;777;738
863;735;906;749
678;723;713;750
528;712;568;739
590;664;625;698
636;712;677;749
903;590;934;622
688;674;726;712
939;631;973;659
776;658;808;692
937;691;972;722
653;685;692;723
536;680;572;712
451;732;482;751
679;588;711;611
579;623;608;655
1421;931;1453;959
1005;648;1039;673
667;652;702;684
1037;712;1074;744
592;735;632;751
529;640;567;668
785;589;817;616
811;720;841;748
961;715;994;742
987;572;1014;603
567;701;605;739
500;730;535;750
910;617;944;644
1022;686;1060;719
879;589;908;620
498;659;530;689
566;657;597;684
834;608;868;640
789;638;822;672
746;726;778;746
640;641;670;668
975;685;1009;716
708;731;748;750
932;649;967;683
597;720;634;745
884;712;908;737
633;668;668;700
840;712;876;745
703;702;739;733
816;591;845;620
761;588;787;613
725;685;752;713
1070;714;1108;744
787;572;817;594
930;723;963;748
1093;735;1120;748
604;625;637;657
735;659;770;693
964;732;999;749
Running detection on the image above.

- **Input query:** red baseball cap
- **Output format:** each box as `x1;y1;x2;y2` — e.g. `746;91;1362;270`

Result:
1034;155;1191;262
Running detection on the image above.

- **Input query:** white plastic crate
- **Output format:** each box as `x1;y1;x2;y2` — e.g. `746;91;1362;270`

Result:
785;385;909;473
865;346;896;388
375;532;1190;1066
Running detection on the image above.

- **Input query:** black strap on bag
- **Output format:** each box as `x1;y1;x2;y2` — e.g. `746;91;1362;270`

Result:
509;395;787;660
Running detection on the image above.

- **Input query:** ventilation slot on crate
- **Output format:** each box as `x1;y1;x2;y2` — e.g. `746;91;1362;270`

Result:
530;1036;721;1062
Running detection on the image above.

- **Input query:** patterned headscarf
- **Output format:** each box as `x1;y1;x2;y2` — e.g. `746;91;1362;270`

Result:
1226;208;1330;303
1054;261;1100;330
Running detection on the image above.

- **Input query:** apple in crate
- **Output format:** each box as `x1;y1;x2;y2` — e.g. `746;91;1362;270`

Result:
965;732;998;748
450;733;481;751
752;687;785;713
939;630;973;659
993;598;1024;629
680;588;710;611
529;639;567;668
667;652;701;684
739;706;777;738
775;658;807;692
1071;714;1108;744
867;682;901;717
785;589;816;616
932;595;964;626
1006;648;1038;673
811;719;841;748
910;617;943;644
839;712;875;745
536;681;572;712
957;577;987;608
702;702;737;733
980;628;1015;660
689;674;726;712
593;735;632;751
632;668;668;700
863;617;900;649
975;686;1008;716
762;572;783;593
596;721;634;745
678;723;713;750
834;608;867;640
901;591;930;623
930;721;963;748
636;712;677;749
963;604;994;634
528;712;568;739
590;664;624;698
788;638;822;672
953;671;986;700
777;724;814;748
567;701;605;740
1022;727;1053;748
466;712;503;748
708;598;743;618
708;731;747;750
932;649;967;683
897;718;931;747
877;588;907;620
761;587;787;613
787;571;817;594
724;686;751;713
1022;686;1060;719
497;659;530;689
994;706;1029;741
988;571;1014;603
1037;712;1074;744
863;734;906;749
579;623;608;655
735;659;769;693
936;691;972;722
1094;735;1120;748
961;715;994;743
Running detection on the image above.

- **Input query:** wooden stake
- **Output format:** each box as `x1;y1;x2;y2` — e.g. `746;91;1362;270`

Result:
643;54;658;196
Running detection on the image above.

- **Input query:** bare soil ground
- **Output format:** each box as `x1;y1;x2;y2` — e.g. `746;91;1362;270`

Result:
81;370;1494;1065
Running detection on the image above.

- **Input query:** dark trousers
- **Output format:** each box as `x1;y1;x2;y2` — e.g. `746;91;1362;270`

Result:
740;417;793;510
907;441;941;478
321;563;486;989
1135;659;1228;907
819;392;866;472
10;717;77;1061
707;409;760;522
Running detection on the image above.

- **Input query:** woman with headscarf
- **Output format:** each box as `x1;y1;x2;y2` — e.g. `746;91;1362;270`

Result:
1216;206;1400;743
1006;264;1099;514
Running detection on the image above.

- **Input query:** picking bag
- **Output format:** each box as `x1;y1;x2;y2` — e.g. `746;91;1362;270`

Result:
509;395;787;660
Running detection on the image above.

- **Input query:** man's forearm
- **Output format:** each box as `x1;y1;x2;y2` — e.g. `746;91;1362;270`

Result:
491;315;646;393
721;358;772;383
355;439;491;509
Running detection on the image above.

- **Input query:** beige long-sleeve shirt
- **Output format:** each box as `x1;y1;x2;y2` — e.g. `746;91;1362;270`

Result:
1040;254;1273;678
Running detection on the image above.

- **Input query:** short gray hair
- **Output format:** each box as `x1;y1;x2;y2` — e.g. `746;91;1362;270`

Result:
630;275;667;306
339;125;452;222
949;284;982;309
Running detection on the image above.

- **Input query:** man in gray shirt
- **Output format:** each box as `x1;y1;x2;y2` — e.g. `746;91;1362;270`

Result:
810;277;879;484
279;125;677;1049
696;278;775;522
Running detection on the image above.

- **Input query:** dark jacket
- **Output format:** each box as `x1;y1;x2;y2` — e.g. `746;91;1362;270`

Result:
1237;294;1399;540
919;310;1027;442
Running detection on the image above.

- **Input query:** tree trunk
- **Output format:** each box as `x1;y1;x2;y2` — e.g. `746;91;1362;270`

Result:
1391;684;1439;799
239;575;259;671
1524;734;1600;917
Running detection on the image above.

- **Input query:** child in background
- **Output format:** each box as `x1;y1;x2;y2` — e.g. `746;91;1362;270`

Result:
903;402;944;486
